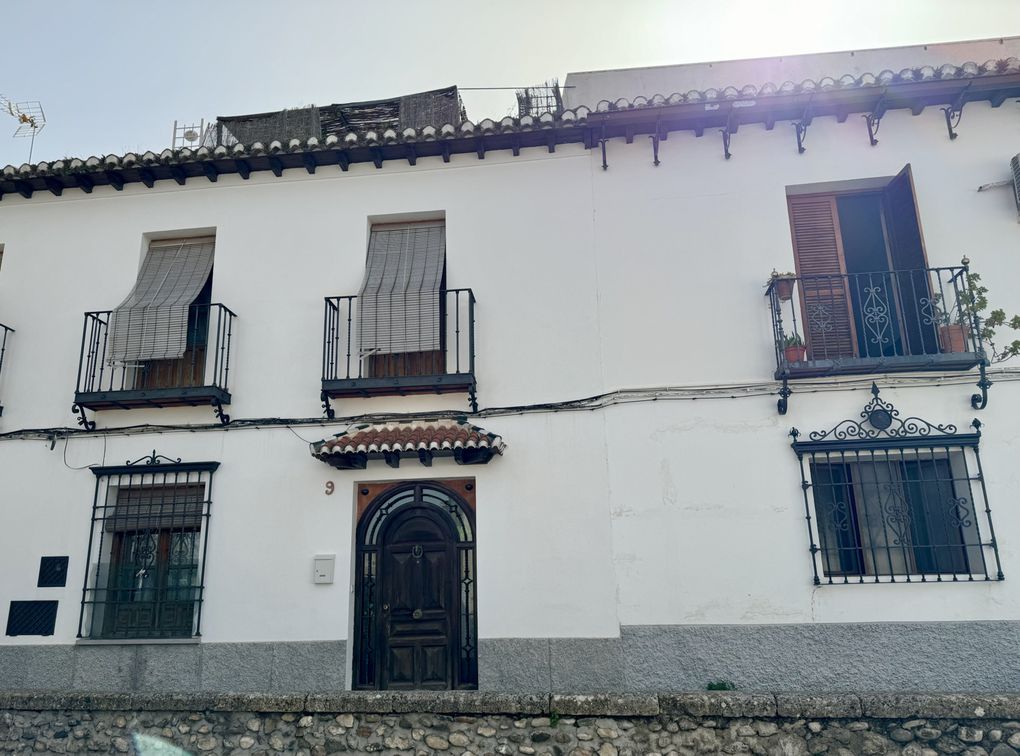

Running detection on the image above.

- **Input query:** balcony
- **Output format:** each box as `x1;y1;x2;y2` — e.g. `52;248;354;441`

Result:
74;303;235;413
767;266;984;380
0;322;12;416
322;288;476;412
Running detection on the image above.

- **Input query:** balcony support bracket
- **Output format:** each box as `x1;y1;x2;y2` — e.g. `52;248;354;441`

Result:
468;383;478;414
72;403;96;432
321;390;336;420
777;376;792;416
211;398;230;425
971;363;992;410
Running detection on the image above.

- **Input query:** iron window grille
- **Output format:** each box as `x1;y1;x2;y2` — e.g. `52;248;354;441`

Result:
77;452;218;640
791;385;1003;585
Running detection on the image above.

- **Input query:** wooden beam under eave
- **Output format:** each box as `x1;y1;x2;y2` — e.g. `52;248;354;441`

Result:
14;181;32;199
44;178;63;196
169;166;187;185
77;175;94;193
476;138;485;160
441;143;451;163
235;159;251;179
512;136;521;156
105;171;125;191
371;148;383;169
201;162;218;182
405;145;417;166
302;154;317;174
337;152;350;171
546;132;556;153
139;169;155;188
268;157;284;177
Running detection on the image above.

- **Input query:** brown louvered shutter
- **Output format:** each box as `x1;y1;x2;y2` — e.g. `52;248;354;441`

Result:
788;195;857;360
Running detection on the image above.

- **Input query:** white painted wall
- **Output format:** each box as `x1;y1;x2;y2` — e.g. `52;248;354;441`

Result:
2;76;1020;658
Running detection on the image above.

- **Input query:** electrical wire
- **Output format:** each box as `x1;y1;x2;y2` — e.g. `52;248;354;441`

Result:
5;368;1019;445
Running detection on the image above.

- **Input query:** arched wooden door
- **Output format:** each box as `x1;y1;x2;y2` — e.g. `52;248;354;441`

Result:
353;483;477;690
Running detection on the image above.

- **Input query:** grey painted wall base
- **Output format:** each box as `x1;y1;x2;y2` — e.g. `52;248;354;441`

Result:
479;621;1020;692
0;641;345;693
5;621;1019;693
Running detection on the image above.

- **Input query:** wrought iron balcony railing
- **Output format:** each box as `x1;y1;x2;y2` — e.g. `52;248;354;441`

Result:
767;266;985;380
322;288;476;415
74;303;235;416
0;322;13;416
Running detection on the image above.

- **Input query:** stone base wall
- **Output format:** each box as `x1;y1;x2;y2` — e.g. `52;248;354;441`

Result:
4;692;1020;755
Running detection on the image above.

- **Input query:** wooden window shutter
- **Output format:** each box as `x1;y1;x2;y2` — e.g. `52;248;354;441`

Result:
882;164;928;272
788;195;857;360
882;164;938;355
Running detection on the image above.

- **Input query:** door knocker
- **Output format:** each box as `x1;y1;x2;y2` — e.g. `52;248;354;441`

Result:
412;609;423;619
411;544;424;559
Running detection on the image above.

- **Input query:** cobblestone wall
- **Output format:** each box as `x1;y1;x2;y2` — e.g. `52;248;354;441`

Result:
3;692;1020;755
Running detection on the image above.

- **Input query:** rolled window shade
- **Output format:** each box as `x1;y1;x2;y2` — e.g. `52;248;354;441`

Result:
105;484;206;532
358;222;445;355
107;238;215;363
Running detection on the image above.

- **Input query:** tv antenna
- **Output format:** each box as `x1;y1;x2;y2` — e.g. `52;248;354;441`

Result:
172;119;205;150
0;95;46;162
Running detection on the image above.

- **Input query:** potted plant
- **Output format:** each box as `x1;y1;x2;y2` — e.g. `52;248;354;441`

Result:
783;332;807;363
769;270;798;302
932;300;970;354
930;262;1020;359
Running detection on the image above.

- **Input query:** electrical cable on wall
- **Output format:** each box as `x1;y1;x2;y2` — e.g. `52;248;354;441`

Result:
4;368;1018;446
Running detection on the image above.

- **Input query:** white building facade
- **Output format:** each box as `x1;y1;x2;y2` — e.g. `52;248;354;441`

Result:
1;38;1020;693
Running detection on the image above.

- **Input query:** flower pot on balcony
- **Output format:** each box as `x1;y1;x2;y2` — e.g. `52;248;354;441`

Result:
772;275;797;301
939;323;968;353
784;344;807;363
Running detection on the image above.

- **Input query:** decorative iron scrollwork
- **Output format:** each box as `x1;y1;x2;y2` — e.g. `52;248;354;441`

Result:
800;383;962;443
71;403;96;432
125;450;183;466
211;398;230;425
941;104;963;140
321;390;336;420
972;364;991;410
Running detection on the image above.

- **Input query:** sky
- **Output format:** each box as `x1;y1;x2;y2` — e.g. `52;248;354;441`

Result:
1;0;1019;167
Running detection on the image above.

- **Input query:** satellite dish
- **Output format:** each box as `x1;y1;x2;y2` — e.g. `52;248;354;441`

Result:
183;129;199;142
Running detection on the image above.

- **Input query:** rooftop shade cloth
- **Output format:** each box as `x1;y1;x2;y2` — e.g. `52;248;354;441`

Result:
358;222;445;355
107;239;215;363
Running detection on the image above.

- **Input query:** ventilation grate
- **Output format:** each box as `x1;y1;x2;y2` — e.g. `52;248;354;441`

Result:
38;556;69;588
6;601;58;636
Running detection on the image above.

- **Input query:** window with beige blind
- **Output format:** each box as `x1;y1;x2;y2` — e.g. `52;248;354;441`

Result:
107;237;215;389
786;165;944;362
358;221;447;379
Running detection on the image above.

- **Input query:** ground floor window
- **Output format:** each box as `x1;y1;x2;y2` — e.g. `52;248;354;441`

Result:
792;386;1002;585
78;454;217;640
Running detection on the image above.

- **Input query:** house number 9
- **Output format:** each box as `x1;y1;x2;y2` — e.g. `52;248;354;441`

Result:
325;481;335;496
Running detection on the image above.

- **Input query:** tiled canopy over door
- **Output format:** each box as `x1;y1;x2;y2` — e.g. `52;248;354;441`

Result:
107;238;215;363
788;196;856;360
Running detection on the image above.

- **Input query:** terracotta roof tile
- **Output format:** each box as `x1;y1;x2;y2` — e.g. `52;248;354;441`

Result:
4;56;1017;196
312;420;505;457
